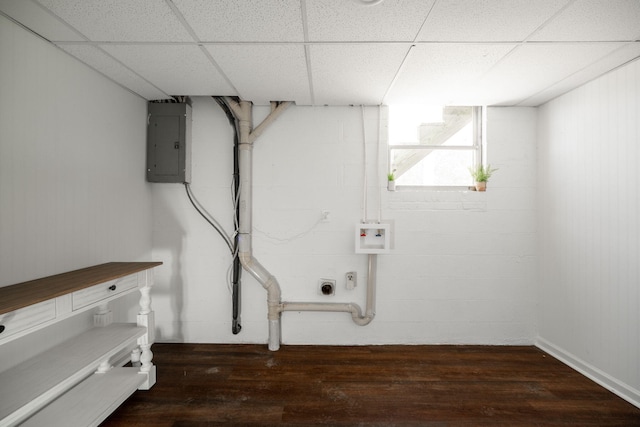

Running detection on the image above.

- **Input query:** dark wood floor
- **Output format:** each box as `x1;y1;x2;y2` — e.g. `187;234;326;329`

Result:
101;344;640;426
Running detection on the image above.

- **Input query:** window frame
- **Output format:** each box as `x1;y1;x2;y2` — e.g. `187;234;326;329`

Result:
388;106;484;190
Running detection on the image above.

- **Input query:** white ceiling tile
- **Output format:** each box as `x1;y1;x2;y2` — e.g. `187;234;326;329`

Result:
58;44;170;100
305;0;435;42
530;0;640;41
0;0;84;41
384;43;515;105
101;44;236;96
475;43;627;105
310;44;409;105
36;0;193;41
417;0;570;42
173;0;304;42
519;44;640;106
206;44;310;105
4;0;640;105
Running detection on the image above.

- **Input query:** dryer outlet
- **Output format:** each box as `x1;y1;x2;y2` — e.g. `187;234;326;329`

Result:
319;279;336;296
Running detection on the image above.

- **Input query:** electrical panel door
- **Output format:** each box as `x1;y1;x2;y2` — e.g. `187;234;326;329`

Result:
146;103;191;183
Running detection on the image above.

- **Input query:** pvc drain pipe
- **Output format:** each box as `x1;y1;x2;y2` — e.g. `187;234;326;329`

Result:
224;98;378;350
281;254;377;326
225;98;289;351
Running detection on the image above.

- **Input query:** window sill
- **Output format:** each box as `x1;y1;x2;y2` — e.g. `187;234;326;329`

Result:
390;185;479;192
386;185;487;211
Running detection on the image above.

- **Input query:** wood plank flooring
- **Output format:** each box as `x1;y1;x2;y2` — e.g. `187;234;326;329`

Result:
101;344;640;426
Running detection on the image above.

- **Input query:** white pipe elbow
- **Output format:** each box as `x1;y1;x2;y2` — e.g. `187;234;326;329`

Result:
347;303;375;326
238;252;282;320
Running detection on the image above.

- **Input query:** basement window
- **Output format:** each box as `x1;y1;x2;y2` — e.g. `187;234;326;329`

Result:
389;105;482;189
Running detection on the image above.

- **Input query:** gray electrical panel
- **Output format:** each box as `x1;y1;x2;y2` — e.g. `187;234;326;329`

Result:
147;102;192;183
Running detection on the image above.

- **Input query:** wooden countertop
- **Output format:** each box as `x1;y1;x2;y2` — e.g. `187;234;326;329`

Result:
0;262;162;315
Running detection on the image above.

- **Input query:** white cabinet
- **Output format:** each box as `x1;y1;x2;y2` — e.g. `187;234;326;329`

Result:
0;262;161;427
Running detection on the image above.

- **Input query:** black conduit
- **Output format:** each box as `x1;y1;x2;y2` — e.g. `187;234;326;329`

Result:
213;96;243;335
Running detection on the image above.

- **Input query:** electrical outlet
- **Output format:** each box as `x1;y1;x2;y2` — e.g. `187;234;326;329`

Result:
346;272;357;290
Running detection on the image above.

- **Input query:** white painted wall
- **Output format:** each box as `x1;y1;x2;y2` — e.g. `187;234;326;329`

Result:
2;6;637;407
0;13;538;351
152;98;537;346
537;58;640;406
0;16;153;285
0;16;152;368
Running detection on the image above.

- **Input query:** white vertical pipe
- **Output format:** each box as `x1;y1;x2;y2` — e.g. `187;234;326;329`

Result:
365;254;376;319
376;105;382;223
361;105;368;222
226;98;289;351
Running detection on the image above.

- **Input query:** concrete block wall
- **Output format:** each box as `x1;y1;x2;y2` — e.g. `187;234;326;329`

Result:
151;98;538;346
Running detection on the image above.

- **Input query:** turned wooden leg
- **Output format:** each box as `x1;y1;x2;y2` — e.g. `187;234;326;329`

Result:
137;270;156;389
93;303;113;327
139;343;153;373
131;347;141;367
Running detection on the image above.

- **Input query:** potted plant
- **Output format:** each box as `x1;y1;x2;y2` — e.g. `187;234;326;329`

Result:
468;164;497;191
387;170;396;191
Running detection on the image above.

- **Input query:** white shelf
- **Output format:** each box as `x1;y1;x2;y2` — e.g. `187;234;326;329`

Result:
22;367;147;427
0;262;159;427
0;323;146;426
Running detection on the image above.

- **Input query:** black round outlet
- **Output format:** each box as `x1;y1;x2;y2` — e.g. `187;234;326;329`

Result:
321;283;333;295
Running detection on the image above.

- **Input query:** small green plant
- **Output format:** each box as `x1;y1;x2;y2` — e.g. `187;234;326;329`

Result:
468;164;498;182
387;169;396;181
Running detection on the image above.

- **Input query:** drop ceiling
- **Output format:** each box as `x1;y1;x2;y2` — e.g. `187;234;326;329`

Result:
1;0;639;106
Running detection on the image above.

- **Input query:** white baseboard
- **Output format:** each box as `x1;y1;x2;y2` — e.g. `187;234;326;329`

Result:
536;337;640;409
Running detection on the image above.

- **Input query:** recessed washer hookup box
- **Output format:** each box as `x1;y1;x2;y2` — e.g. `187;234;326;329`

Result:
355;223;391;254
